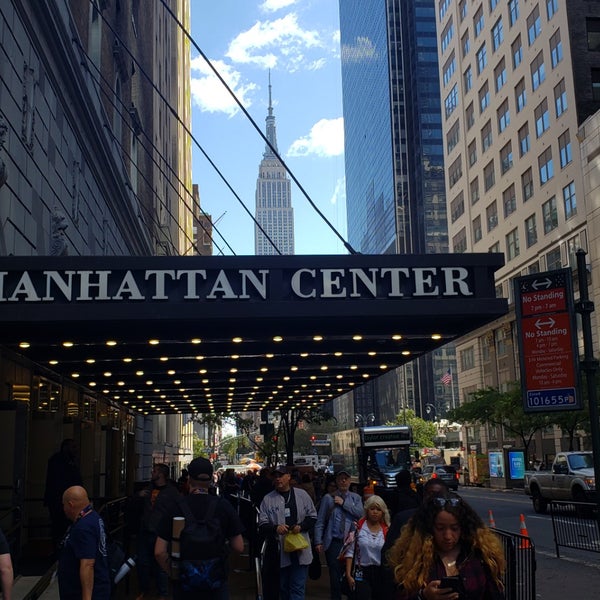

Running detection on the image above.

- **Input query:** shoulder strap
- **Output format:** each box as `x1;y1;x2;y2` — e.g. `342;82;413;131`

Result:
177;494;218;524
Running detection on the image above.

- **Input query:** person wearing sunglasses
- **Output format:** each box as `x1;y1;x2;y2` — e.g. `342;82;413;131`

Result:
387;494;505;599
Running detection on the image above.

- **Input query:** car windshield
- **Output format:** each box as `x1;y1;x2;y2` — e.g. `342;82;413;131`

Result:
568;454;593;470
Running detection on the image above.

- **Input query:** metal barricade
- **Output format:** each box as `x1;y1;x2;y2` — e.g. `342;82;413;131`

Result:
549;500;600;557
491;527;536;600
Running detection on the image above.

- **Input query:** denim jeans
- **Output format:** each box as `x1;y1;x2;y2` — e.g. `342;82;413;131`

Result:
325;538;344;600
137;530;169;596
279;552;309;600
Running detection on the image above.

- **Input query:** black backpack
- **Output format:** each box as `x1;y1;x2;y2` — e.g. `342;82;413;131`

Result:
177;495;228;591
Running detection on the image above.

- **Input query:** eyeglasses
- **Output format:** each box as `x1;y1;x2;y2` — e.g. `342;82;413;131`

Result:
432;496;461;508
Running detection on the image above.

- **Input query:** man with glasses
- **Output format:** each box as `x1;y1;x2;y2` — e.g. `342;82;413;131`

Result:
258;466;317;600
314;469;363;600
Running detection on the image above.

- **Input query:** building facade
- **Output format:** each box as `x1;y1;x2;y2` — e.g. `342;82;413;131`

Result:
254;78;295;256
339;0;457;423
437;0;600;456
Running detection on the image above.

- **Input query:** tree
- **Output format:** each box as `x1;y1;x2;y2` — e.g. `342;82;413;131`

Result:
387;409;438;448
278;406;335;466
192;435;207;458
448;384;550;464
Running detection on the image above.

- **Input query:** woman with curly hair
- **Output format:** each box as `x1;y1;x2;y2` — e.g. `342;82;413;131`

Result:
343;495;390;599
387;495;505;600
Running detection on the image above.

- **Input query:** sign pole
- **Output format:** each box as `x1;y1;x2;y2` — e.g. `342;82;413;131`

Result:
575;249;600;510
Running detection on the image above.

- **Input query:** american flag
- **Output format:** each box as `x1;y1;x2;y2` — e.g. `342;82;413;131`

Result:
441;369;452;385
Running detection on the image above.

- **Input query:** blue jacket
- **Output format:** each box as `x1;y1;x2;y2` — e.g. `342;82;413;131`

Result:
314;490;363;551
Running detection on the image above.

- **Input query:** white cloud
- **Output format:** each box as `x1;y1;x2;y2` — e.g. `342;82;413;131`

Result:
226;13;323;72
341;36;378;64
287;117;344;158
330;177;346;205
260;0;300;12
190;56;257;117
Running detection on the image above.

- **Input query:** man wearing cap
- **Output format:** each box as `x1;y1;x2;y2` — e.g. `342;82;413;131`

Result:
314;469;363;600
258;465;317;600
154;457;244;600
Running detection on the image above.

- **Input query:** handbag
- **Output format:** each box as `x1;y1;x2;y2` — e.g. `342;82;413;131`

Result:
337;520;358;562
283;531;309;553
339;525;360;597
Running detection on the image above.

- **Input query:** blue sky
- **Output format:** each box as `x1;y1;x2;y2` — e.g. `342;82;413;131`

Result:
190;0;347;256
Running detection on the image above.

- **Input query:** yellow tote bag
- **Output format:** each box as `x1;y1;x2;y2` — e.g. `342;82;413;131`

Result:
283;532;309;552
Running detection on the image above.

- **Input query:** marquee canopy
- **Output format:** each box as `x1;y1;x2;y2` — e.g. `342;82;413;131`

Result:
0;254;507;415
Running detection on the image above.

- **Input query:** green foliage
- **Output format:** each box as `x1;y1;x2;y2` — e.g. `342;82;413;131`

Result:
192;435;207;458
279;406;335;465
387;409;437;448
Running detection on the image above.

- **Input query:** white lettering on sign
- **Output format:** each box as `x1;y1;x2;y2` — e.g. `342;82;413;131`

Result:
0;266;476;302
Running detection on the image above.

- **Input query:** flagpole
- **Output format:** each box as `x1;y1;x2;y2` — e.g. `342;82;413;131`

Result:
451;368;456;410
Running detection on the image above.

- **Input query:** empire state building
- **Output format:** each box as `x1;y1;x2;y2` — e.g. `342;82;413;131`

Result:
254;78;294;255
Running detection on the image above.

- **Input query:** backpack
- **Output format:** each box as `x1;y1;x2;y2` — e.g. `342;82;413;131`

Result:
177;495;228;591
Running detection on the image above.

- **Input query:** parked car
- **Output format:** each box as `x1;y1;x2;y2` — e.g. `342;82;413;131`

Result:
420;464;459;490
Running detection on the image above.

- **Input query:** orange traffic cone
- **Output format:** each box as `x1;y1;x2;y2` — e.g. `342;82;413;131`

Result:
519;513;531;548
488;509;496;528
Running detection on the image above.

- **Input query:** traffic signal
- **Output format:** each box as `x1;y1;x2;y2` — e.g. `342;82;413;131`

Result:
310;435;316;442
272;435;278;443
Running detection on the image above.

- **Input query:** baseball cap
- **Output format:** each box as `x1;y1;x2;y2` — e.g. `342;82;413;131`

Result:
188;457;213;480
335;469;351;478
273;465;290;475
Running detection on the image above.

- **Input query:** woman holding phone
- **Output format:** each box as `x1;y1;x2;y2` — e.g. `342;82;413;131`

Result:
387;494;505;600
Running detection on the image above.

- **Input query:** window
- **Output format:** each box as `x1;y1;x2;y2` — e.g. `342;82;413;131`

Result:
492;18;504;52
593;68;600;101
464;65;472;91
534;98;550;137
501;143;514;175
489;242;500;253
525;214;537;247
460;346;475;371
547;0;558;20
497;100;510;133
468;139;478;166
550;31;563;68
449;156;463;188
559;131;572;168
587;18;600;51
482;120;493;152
466;102;475;129
484;160;495;191
538;147;554;185
495;58;506;92
443;53;456;86
439;0;452;20
509;0;519;27
486;201;498;232
515;78;526;112
479;81;490;113
503;183;516;216
563;181;577;219
518;123;530;156
531;51;546;90
489;0;499;11
445;84;459;118
459;0;468;22
522;167;534;201
512;35;523;68
450;192;465;223
442;19;455;54
506;228;520;260
473;215;482;242
475;6;484;38
447;121;460;153
470;177;480;205
528;261;540;274
477;44;488;74
527;6;541;45
462;31;471;58
546;247;561;270
542;196;558;233
453;228;467;253
554;79;568;116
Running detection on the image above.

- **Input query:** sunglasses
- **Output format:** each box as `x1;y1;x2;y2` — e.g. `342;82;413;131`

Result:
432;496;461;508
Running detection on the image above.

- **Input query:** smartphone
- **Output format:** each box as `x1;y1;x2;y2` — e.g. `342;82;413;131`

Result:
439;576;461;595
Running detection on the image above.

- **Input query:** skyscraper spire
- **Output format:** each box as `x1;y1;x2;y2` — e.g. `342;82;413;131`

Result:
264;70;278;158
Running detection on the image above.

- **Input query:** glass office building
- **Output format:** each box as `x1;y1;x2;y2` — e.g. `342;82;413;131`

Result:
339;0;456;421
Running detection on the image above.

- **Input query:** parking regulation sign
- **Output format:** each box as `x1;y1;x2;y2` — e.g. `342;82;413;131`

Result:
514;269;581;412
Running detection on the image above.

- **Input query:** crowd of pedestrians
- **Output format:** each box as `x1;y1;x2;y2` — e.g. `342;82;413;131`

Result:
34;445;507;600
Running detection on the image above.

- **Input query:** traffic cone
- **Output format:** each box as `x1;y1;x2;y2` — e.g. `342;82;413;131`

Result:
488;509;496;528
519;513;531;548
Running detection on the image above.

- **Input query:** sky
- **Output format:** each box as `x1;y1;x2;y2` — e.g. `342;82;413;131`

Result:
189;0;348;256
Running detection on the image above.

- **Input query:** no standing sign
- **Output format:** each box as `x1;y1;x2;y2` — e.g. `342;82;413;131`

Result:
514;269;581;412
